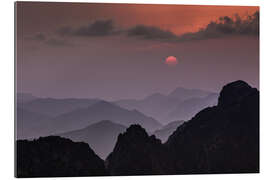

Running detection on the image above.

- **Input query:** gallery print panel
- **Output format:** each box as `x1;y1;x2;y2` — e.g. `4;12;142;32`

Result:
15;1;259;177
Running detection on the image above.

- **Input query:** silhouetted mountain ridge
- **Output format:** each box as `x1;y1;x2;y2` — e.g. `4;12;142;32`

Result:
16;80;259;176
16;136;107;177
106;125;172;175
165;80;259;173
107;80;259;174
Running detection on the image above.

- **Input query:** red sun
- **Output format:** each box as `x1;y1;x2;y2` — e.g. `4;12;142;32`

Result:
165;56;178;66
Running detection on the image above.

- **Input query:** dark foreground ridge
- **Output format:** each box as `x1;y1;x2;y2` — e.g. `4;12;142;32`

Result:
106;124;172;175
16;136;107;177
165;80;259;174
16;80;259;176
107;80;259;174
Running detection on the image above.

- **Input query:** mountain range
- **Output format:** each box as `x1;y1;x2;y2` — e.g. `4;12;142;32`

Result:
51;100;161;133
17;99;161;139
115;87;218;123
107;80;259;174
16;80;260;176
17;86;217;140
16;136;107;177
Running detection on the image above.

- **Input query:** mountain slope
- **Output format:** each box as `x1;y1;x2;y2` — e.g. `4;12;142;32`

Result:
153;120;185;142
52;101;162;133
166;80;259;174
167;93;218;121
58;120;127;159
16;136;107;177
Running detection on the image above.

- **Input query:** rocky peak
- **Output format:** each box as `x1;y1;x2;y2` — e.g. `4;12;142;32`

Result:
218;80;257;107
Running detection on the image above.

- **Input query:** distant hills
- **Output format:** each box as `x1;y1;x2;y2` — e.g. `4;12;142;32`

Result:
19;97;100;117
51;100;161;133
167;93;218;121
16;80;259;176
115;87;218;123
17;99;161;139
168;87;213;101
16;87;218;140
16;107;52;139
57;120;127;159
17;93;37;104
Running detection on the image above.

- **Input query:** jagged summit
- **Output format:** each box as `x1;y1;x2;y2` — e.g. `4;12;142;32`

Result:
107;80;259;175
118;124;149;141
218;80;257;107
106;124;170;175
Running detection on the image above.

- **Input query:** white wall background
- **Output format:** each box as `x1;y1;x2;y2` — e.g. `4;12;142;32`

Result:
0;0;269;179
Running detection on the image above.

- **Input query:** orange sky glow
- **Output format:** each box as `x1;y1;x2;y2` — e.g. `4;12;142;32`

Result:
17;2;259;36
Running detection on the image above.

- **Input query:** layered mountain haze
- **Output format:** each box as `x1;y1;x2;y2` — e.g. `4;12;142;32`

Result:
115;87;218;123
167;93;218;121
51;100;161;133
17;100;162;139
16;2;259;177
168;87;213;101
19;97;100;117
16;87;219;140
153;120;185;142
16;107;52;139
16;80;260;176
57;120;127;159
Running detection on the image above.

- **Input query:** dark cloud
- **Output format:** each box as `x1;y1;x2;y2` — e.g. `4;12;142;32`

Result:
25;32;47;41
126;25;178;41
179;11;259;41
29;12;259;44
45;38;73;47
58;19;117;37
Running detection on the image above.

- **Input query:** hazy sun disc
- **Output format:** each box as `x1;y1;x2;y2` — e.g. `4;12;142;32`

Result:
165;56;178;66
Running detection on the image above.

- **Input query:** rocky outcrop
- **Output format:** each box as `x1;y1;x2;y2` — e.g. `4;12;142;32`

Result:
106;125;172;175
16;136;107;177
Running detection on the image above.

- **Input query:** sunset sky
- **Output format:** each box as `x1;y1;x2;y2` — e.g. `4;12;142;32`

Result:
16;2;259;100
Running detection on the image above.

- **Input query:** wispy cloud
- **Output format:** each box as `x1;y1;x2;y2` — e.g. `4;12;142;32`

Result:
26;11;259;46
179;11;259;41
57;19;118;37
126;25;178;41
